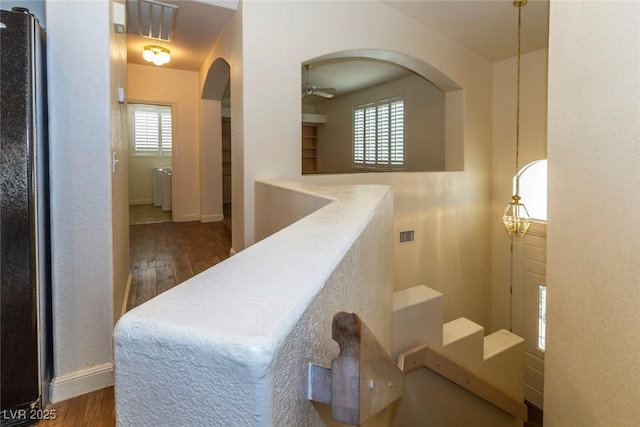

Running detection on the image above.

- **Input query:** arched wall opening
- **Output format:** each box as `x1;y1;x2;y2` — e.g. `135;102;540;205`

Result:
200;58;231;225
302;49;465;172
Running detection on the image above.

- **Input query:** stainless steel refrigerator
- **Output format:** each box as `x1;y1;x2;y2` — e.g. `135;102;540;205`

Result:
0;8;52;426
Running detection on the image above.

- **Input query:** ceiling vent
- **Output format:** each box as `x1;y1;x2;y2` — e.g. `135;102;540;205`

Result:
127;0;178;42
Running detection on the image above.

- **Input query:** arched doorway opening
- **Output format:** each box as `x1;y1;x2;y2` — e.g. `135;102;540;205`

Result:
201;58;231;231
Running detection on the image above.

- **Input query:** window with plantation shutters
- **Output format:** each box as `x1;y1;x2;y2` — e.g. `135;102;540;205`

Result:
353;97;404;170
129;104;172;156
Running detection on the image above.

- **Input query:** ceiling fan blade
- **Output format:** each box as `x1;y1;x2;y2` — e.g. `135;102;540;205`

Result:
313;90;334;99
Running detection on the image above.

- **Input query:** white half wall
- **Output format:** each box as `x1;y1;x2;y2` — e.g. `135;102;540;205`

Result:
545;2;640;425
115;180;394;425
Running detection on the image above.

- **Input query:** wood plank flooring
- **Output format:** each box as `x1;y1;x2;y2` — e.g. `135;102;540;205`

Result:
128;203;172;225
34;387;114;427
35;216;231;426
127;220;231;309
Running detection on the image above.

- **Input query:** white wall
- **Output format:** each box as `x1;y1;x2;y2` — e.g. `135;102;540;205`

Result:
314;73;446;173
127;64;200;222
199;5;244;252
128;156;170;205
200;99;224;222
545;2;640;425
46;0;119;402
491;49;548;332
236;0;493;326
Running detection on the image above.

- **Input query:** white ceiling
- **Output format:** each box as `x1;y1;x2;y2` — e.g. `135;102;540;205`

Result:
126;0;237;71
126;0;549;93
384;0;549;62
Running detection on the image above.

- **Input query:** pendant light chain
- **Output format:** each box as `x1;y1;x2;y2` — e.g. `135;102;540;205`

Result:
515;2;522;197
502;0;532;237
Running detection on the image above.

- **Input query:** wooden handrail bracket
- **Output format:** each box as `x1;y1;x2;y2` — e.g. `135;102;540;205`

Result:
397;343;528;422
308;312;404;425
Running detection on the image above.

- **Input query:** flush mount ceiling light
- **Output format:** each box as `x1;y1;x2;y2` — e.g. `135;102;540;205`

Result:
127;0;178;41
502;0;532;237
143;45;171;66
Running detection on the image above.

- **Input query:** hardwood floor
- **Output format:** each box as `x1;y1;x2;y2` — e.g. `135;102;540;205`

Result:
127;219;231;309
34;387;114;426
128;204;172;225
35;216;231;425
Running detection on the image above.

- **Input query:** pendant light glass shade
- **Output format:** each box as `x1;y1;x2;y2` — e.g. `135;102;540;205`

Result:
142;45;171;66
503;195;532;237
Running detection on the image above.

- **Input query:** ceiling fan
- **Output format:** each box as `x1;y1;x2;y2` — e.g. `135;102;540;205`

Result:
302;65;336;99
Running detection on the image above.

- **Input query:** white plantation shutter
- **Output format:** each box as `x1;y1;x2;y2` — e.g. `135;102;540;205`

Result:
130;104;172;156
377;103;390;165
353;97;404;170
134;110;159;152
354;109;365;164
161;111;172;154
390;100;404;166
365;106;377;165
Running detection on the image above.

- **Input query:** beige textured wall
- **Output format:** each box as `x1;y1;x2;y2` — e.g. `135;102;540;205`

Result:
110;0;130;324
545;2;640;425
491;48;548;332
199;5;244;252
127;64;201;222
128;156;170;204
237;0;493;327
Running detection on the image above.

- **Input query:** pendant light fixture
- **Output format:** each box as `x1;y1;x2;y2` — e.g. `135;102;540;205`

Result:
502;0;532;237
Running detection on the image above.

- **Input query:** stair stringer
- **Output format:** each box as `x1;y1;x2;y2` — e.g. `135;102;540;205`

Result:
392;285;525;426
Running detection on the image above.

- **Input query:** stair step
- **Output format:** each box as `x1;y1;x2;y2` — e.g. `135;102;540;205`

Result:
484;329;524;360
441;317;484;371
392;286;526;424
481;329;525;400
392;286;443;359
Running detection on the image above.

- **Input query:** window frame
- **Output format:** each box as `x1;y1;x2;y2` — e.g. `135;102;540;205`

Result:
353;96;405;171
128;103;173;157
514;159;547;222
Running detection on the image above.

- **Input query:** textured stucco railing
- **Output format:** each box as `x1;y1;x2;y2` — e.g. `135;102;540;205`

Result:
114;179;394;426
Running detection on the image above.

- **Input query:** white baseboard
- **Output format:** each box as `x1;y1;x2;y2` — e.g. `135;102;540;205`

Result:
176;213;200;222
49;362;114;403
129;199;153;206
201;213;224;223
